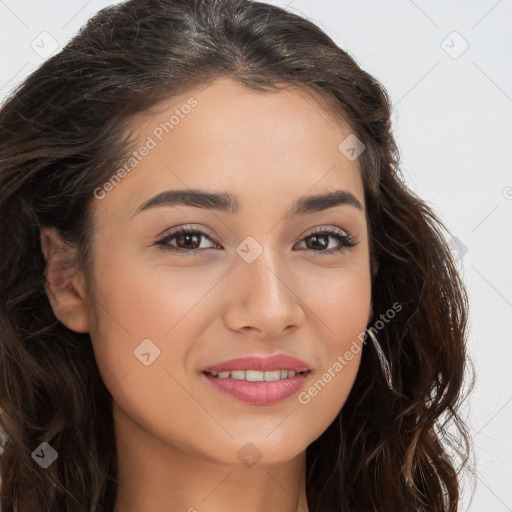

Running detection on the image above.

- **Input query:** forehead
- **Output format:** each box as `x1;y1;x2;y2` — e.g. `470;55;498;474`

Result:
93;77;365;223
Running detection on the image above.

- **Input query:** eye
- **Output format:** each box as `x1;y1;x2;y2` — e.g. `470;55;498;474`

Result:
154;225;357;255
155;226;219;254
294;226;356;255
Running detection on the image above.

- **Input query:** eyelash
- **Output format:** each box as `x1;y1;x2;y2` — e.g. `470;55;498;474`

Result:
154;225;356;256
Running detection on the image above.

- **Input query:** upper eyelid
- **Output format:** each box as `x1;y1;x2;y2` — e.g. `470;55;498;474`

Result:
157;225;353;249
160;224;351;241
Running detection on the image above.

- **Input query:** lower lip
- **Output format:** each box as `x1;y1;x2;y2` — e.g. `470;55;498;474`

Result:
203;371;311;405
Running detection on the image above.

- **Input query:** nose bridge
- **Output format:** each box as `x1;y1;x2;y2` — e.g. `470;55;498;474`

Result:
227;237;304;335
246;243;286;303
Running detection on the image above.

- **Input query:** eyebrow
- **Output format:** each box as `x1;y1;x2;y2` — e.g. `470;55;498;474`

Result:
132;188;363;218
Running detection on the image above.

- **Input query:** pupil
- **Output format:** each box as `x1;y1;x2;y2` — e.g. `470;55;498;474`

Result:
308;235;327;250
179;233;199;248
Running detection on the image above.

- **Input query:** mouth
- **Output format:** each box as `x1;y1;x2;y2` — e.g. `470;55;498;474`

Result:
200;353;312;404
201;353;312;375
202;369;312;405
203;369;311;381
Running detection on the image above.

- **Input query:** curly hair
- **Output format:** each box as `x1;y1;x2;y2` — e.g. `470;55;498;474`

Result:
0;0;474;510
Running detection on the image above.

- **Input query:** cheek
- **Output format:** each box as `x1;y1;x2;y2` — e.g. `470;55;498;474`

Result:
86;240;371;462
86;249;227;390
294;339;365;446
292;261;371;422
89;249;371;392
85;255;220;447
325;270;371;351
297;252;372;341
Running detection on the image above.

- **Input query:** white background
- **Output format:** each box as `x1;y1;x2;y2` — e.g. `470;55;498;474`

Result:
1;1;511;510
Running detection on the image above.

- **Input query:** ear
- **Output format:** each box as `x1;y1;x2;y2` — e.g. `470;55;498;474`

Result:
40;226;90;333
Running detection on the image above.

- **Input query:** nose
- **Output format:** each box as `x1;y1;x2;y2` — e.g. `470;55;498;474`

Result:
223;246;306;339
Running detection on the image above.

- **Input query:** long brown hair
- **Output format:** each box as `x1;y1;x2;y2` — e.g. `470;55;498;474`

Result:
0;0;474;510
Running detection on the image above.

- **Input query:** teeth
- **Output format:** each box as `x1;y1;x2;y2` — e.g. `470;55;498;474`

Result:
262;370;281;382
210;369;300;380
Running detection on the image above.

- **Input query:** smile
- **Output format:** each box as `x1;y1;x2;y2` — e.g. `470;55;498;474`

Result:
202;370;312;405
206;369;310;381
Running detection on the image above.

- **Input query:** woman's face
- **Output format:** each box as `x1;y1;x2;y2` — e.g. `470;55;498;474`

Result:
82;77;372;466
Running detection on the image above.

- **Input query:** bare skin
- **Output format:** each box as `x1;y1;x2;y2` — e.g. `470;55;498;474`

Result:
41;77;372;512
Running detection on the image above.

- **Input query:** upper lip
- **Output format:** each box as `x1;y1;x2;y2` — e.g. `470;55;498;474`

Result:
202;353;311;374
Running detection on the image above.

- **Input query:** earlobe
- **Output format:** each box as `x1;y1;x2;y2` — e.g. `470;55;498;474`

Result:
40;227;90;333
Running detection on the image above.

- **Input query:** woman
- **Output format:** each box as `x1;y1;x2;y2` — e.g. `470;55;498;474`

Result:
0;0;473;510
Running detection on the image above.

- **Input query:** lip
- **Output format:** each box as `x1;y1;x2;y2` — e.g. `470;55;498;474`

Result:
202;353;311;374
202;371;311;405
